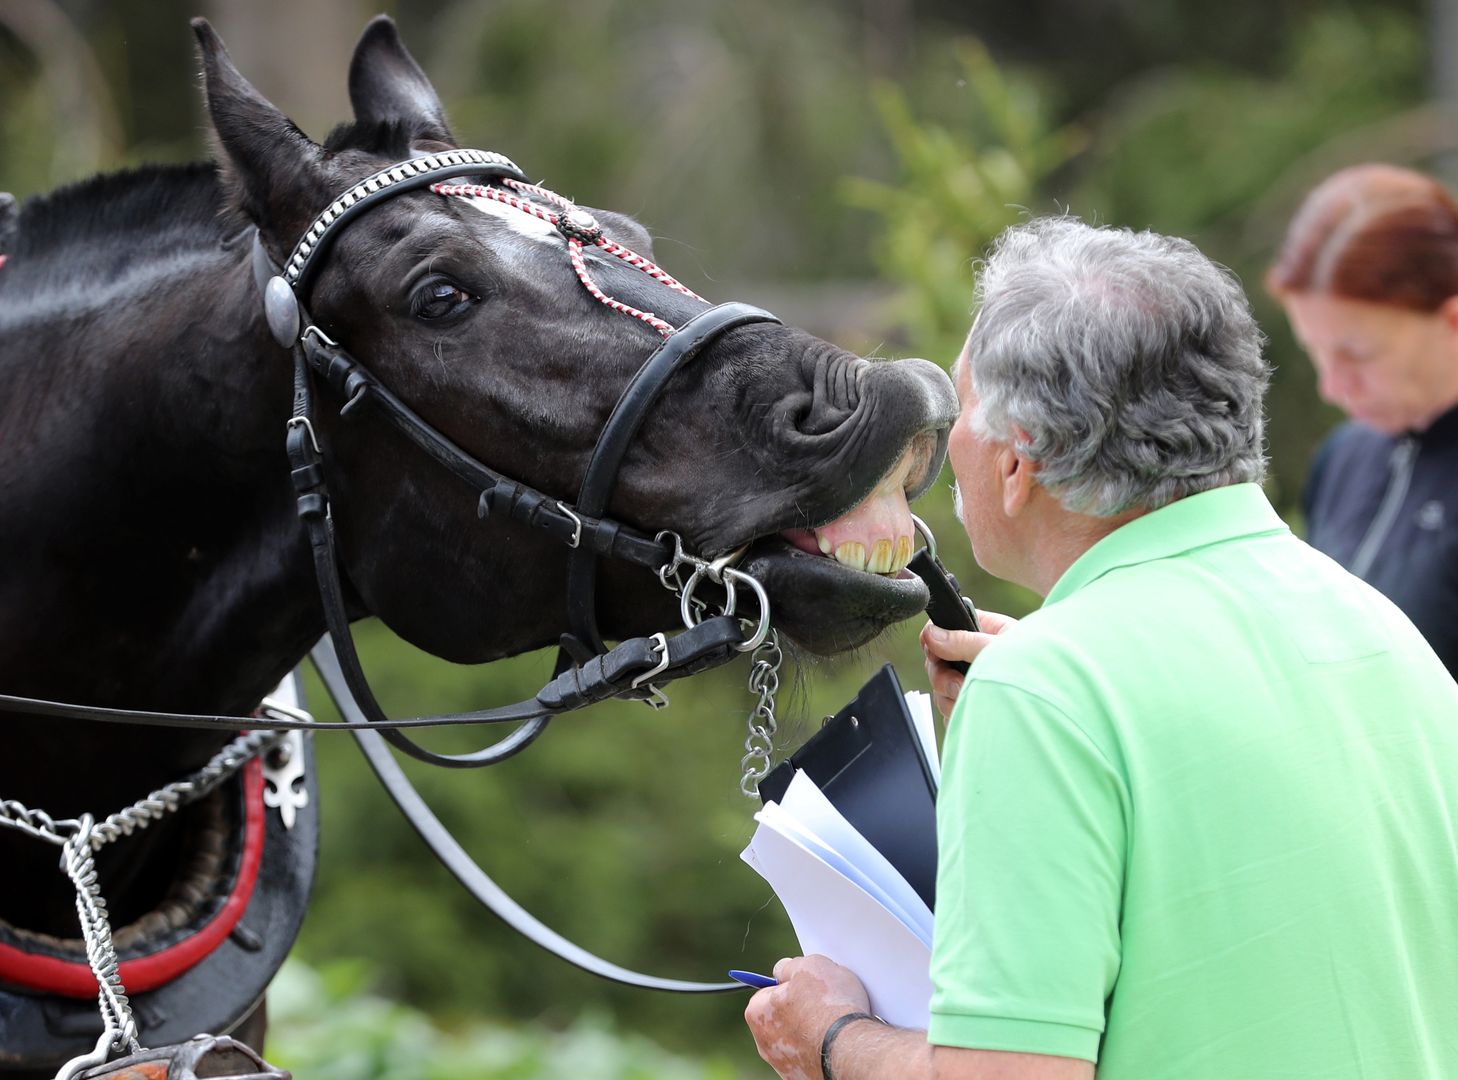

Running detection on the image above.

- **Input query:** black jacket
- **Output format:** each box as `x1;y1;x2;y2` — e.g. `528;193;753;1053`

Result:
1304;403;1458;680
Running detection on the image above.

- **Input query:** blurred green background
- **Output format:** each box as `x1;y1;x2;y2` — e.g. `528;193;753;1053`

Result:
2;0;1450;1074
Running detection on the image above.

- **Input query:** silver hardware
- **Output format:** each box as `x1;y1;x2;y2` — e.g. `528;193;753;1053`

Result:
1;730;286;1070
556;502;584;549
285;416;320;455
655;531;688;592
739;629;783;797
341;380;370;416
53;1030;116;1080
672;544;751;629
261;729;309;831
911;513;937;560
263;276;301;347
301;325;340;349
565;209;599;232
283;150;524;284
630;632;671;690
679;565;737;627
723;567;771;652
61;813;140;1059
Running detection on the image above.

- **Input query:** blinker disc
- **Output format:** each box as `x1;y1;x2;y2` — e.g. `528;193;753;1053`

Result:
264;276;301;348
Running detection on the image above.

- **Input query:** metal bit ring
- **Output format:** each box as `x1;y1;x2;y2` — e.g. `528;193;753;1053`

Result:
722;567;771;652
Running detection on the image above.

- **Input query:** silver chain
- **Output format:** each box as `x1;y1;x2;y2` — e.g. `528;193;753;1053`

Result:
0;726;286;1066
61;813;140;1056
653;533;783;796
739;629;783;797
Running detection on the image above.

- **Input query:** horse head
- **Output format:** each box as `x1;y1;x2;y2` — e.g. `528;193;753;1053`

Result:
196;16;957;662
0;16;957;1071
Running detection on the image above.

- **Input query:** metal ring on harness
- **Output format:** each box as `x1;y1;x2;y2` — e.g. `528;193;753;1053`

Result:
724;567;772;652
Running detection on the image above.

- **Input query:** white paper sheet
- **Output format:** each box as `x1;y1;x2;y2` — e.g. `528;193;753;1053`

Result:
742;776;935;1029
775;771;933;946
905;690;940;788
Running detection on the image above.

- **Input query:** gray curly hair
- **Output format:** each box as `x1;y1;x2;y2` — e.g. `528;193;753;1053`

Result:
966;217;1270;516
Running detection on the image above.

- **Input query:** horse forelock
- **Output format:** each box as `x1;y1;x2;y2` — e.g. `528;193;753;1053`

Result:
322;118;425;160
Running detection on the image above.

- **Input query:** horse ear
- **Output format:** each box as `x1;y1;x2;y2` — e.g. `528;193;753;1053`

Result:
347;15;454;146
191;18;326;240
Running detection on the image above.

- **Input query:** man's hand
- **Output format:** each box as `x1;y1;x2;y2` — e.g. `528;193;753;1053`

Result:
920;611;1018;721
744;955;871;1079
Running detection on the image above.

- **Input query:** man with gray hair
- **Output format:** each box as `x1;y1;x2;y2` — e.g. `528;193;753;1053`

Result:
744;218;1458;1079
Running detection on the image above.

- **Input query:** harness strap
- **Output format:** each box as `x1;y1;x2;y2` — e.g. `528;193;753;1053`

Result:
294;330;675;572
565;303;781;658
0;617;741;736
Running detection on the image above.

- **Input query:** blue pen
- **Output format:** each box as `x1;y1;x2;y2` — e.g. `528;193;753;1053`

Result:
728;969;778;989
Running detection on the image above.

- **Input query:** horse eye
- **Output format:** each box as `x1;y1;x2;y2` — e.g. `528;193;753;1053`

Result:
412;279;475;321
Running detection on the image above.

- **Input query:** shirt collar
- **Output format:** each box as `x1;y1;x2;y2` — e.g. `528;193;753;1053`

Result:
1044;483;1289;605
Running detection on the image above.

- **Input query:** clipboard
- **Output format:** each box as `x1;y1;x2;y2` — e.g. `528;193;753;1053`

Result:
757;663;939;909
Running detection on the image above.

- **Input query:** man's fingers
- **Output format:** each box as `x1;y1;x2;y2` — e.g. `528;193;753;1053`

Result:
921;623;990;665
971;608;1017;635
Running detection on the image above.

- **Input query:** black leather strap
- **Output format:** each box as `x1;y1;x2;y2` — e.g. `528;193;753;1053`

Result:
565;302;781;656
289;158;529;297
907;549;980;676
0;619;745;736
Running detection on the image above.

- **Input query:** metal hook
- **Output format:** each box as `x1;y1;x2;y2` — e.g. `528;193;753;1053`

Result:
51;1025;116;1080
723;567;771;652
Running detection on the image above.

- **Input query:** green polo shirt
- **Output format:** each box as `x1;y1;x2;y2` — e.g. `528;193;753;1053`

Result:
929;483;1458;1077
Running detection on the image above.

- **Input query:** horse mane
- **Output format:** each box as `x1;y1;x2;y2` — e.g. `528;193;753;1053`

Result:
5;162;241;268
10;121;433;262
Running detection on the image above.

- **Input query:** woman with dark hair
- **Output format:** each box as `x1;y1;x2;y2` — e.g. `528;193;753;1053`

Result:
1270;163;1458;678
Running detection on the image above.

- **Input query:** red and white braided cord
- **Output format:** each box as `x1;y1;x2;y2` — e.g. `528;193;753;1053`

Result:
431;180;706;338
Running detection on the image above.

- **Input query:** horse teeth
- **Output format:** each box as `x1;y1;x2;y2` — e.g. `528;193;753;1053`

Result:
817;533;833;555
834;542;867;571
891;535;913;573
867;539;894;574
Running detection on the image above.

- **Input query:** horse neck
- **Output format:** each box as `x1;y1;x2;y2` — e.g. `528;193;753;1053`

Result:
0;223;323;715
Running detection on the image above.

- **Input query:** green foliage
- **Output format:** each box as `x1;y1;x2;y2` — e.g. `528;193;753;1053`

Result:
841;40;1086;366
424;0;893;286
266;960;739;1080
1077;9;1424;237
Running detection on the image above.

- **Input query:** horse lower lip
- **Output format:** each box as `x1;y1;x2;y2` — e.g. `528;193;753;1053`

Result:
740;538;931;654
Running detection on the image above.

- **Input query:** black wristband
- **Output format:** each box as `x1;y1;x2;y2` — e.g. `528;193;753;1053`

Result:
820;1011;884;1080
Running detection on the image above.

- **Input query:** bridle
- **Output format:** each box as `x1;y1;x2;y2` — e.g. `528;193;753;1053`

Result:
0;150;785;744
0;147;806;1067
260;147;787;768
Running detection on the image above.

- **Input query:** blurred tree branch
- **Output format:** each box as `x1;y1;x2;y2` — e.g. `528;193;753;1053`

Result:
0;0;120;183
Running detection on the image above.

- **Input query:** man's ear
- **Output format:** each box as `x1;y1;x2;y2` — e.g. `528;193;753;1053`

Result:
347;15;454;146
998;431;1038;518
192;18;327;244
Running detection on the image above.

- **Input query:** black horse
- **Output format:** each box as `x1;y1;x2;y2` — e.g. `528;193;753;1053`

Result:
0;15;956;1072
